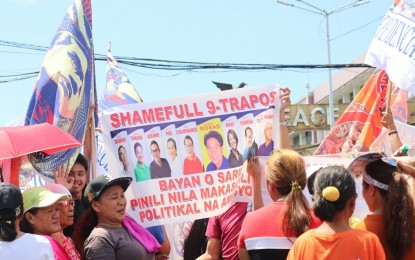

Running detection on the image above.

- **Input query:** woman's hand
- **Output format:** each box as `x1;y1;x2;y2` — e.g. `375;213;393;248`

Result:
279;87;291;112
247;156;261;181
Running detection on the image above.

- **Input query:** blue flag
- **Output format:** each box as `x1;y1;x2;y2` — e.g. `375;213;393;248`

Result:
98;49;143;113
25;0;95;178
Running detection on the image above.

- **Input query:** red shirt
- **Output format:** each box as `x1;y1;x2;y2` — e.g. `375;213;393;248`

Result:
238;202;322;254
183;153;203;174
205;202;248;260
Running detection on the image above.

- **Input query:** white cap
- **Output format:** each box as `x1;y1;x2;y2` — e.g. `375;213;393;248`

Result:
44;183;72;197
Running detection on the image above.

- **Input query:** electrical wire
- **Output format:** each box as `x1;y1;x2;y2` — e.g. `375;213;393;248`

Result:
0;39;373;83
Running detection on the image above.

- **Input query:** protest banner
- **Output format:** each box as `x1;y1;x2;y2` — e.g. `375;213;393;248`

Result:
365;1;415;95
99;85;281;227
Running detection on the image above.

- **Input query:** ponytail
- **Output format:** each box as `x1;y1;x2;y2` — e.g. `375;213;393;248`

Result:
266;149;312;237
282;187;312;237
313;166;356;222
384;173;415;259
0;209;18;241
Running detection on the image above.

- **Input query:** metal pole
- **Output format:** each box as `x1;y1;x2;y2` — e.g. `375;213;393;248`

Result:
276;0;369;129
325;14;335;128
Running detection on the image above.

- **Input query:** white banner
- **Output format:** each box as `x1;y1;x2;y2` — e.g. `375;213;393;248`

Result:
99;85;281;227
365;1;415;94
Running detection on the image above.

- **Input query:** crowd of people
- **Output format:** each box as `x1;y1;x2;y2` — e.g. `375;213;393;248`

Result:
1;87;415;260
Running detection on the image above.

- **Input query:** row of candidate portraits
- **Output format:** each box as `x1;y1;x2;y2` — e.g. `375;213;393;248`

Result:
115;121;276;183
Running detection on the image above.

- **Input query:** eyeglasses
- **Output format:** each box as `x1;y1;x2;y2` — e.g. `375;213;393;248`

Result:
58;199;75;208
151;148;160;153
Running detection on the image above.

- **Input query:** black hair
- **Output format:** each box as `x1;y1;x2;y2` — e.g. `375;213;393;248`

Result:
167;138;177;149
203;131;223;147
150;140;159;149
244;127;253;137
75;153;88;172
134;142;143;152
184;135;193;145
118;145;126;161
313;166;356;222
19;208;40;234
0;209;21;241
307;168;322;197
183;218;209;260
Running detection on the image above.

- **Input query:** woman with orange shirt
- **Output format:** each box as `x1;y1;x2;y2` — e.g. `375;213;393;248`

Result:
349;153;415;260
287;166;385;260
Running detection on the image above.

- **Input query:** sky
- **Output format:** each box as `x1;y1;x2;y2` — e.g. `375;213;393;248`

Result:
0;0;392;126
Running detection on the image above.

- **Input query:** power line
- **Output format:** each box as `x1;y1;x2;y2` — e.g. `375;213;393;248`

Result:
331;15;384;41
0;39;373;83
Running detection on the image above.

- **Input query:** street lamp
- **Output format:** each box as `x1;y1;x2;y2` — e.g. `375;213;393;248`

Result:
276;0;369;128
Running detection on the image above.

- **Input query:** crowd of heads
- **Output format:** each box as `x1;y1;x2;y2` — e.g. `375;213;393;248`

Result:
2;144;415;260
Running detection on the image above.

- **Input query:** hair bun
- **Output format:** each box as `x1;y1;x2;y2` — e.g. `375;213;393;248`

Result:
322;186;340;202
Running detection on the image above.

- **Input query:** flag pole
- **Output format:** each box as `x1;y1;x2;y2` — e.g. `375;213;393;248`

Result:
84;90;97;181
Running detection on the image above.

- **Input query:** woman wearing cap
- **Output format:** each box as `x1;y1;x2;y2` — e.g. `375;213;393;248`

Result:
287;166;385;259
238;149;322;259
0;182;54;259
72;174;161;260
44;183;80;260
20;186;71;260
350;154;415;259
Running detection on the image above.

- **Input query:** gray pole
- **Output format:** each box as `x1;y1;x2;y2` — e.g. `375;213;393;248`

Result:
276;0;369;129
325;14;335;128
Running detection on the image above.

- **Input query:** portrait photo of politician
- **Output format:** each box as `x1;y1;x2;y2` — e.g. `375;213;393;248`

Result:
150;140;172;179
167;138;183;178
118;145;132;176
242;126;258;161
227;129;243;168
204;130;229;172
133;142;151;182
258;121;274;156
183;135;204;174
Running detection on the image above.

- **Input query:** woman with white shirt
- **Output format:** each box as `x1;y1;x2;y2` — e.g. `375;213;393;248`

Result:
0;182;54;260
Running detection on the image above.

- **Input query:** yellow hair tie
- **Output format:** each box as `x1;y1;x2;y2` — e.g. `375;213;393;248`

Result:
290;180;302;191
322;186;340;202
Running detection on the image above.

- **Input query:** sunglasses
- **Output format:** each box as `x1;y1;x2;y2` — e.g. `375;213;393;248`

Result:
58;199;75;208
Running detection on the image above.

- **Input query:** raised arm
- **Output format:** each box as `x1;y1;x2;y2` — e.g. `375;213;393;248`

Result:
279;87;291;149
381;111;402;154
247;156;264;210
